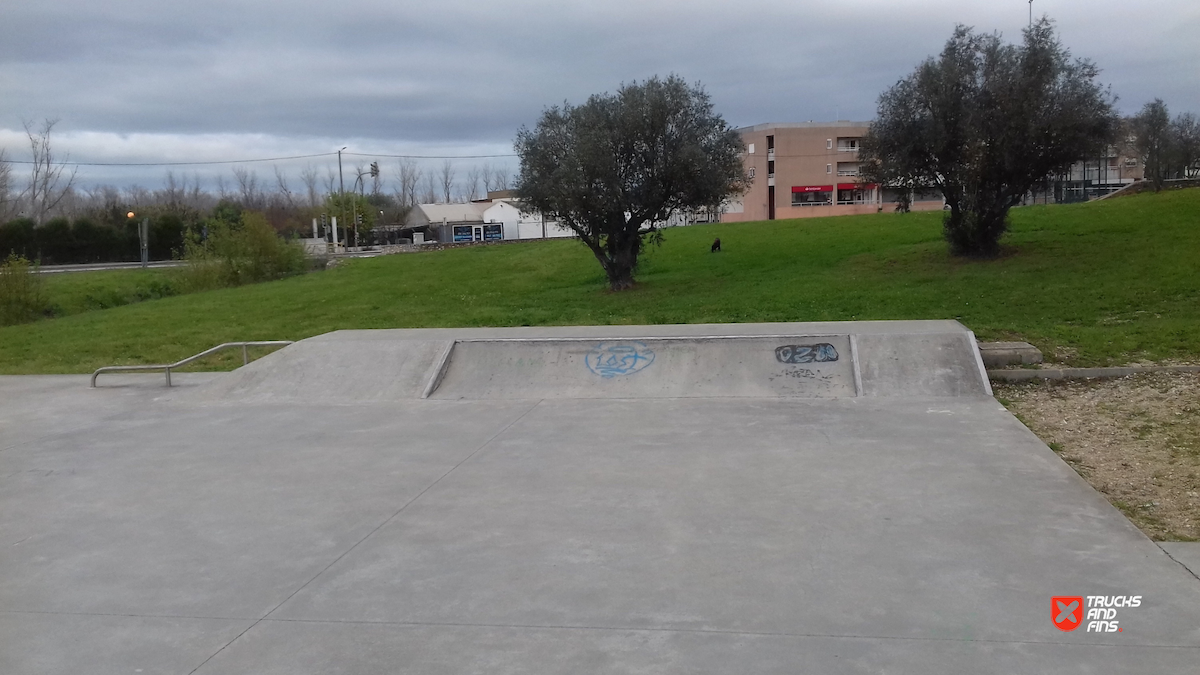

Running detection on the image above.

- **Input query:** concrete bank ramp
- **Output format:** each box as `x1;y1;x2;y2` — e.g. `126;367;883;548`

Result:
188;321;991;404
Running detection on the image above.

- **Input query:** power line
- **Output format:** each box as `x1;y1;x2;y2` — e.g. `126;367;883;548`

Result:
1;150;519;167
343;151;517;159
2;151;338;167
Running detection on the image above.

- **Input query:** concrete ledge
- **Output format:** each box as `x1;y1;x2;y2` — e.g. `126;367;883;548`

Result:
988;364;1200;382
977;341;1042;368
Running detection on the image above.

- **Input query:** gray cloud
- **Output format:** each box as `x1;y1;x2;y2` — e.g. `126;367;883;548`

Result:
1;0;1197;187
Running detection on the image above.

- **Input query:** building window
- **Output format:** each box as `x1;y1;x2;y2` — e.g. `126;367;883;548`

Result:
483;224;503;241
837;162;859;176
837;188;868;205
768;160;774;175
748;167;756;179
452;225;473;242
766;135;774;150
837;138;861;152
747;143;755;154
791;186;833;206
826;164;832;174
826;139;833;149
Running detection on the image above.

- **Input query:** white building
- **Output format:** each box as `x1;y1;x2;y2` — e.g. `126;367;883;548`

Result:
406;191;707;244
482;200;574;240
405;197;575;243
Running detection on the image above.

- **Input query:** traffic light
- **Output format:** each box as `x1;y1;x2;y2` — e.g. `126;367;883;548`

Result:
355;213;363;226
320;213;328;227
369;162;379;178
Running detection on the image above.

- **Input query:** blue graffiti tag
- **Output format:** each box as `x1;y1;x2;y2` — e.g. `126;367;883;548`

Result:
775;343;839;364
586;341;656;378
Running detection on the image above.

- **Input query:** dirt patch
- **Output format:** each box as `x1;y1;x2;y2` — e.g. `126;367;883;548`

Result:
994;372;1200;541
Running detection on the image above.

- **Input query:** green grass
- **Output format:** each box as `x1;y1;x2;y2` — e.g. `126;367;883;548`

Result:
2;188;1198;374
41;268;178;317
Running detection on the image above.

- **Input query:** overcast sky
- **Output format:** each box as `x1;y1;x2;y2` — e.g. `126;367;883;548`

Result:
1;0;1197;189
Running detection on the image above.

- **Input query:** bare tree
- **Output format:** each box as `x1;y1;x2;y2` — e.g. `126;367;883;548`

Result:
396;159;421;207
439;160;456;203
215;175;231;201
490;165;510;191
422;171;439;204
91;185;122;213
464;165;482;202
232;167;263;208
323;169;338;197
187;172;208;210
274;166;296;209
300;165;320;208
0;149;16;222
162;171;184;209
124;185;150;212
23;118;78;224
481;161;494;192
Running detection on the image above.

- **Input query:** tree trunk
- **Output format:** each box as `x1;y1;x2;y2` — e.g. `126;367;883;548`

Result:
943;195;1009;258
602;247;638;291
584;236;640;292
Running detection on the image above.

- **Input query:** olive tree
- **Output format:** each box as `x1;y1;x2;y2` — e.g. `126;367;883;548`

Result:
515;75;746;290
1134;99;1172;191
860;19;1118;257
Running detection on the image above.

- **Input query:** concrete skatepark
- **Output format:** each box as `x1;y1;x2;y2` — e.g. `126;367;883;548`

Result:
2;320;1199;673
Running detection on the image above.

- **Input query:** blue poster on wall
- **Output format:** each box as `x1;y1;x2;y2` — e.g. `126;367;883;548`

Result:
484;224;503;241
452;226;473;242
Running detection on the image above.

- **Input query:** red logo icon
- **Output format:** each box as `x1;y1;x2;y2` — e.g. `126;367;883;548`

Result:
1052;596;1084;631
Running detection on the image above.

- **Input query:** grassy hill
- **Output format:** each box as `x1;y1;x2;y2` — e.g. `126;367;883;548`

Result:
2;188;1198;374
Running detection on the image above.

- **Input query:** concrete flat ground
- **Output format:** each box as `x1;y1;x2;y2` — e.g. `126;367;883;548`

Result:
2;322;1199;673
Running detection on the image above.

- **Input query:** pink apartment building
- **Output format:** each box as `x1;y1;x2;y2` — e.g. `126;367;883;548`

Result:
721;122;944;223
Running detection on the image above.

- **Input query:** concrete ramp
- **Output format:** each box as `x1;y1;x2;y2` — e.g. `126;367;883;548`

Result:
188;335;450;404
430;336;857;400
186;321;992;404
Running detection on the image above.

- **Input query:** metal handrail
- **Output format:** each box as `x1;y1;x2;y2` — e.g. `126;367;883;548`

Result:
91;341;293;388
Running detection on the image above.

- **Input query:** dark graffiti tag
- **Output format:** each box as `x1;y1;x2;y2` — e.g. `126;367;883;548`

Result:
775;343;839;364
586;341;656;378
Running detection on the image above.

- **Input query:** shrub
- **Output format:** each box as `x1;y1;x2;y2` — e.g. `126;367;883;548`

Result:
0;219;36;259
177;211;308;291
35;217;74;264
0;254;49;325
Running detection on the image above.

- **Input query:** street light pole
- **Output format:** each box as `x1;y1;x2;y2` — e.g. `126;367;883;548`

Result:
1029;0;1033;27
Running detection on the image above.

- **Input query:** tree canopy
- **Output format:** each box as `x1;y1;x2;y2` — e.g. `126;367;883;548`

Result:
1134;100;1200;189
860;19;1119;257
515;75;746;290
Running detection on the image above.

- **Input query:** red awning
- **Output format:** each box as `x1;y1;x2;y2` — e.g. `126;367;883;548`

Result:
792;185;833;193
837;183;878;190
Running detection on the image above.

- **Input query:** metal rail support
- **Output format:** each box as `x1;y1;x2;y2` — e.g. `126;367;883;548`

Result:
91;341;293;388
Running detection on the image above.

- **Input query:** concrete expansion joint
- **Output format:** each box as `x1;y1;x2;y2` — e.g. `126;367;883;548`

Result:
1158;544;1200;583
0;609;255;622
183;400;545;675
247;616;1200;649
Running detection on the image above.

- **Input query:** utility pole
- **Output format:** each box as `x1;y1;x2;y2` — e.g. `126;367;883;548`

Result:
1029;0;1033;27
336;147;345;196
337;146;347;248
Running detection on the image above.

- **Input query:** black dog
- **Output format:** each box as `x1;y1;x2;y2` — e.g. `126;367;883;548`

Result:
711;237;721;253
